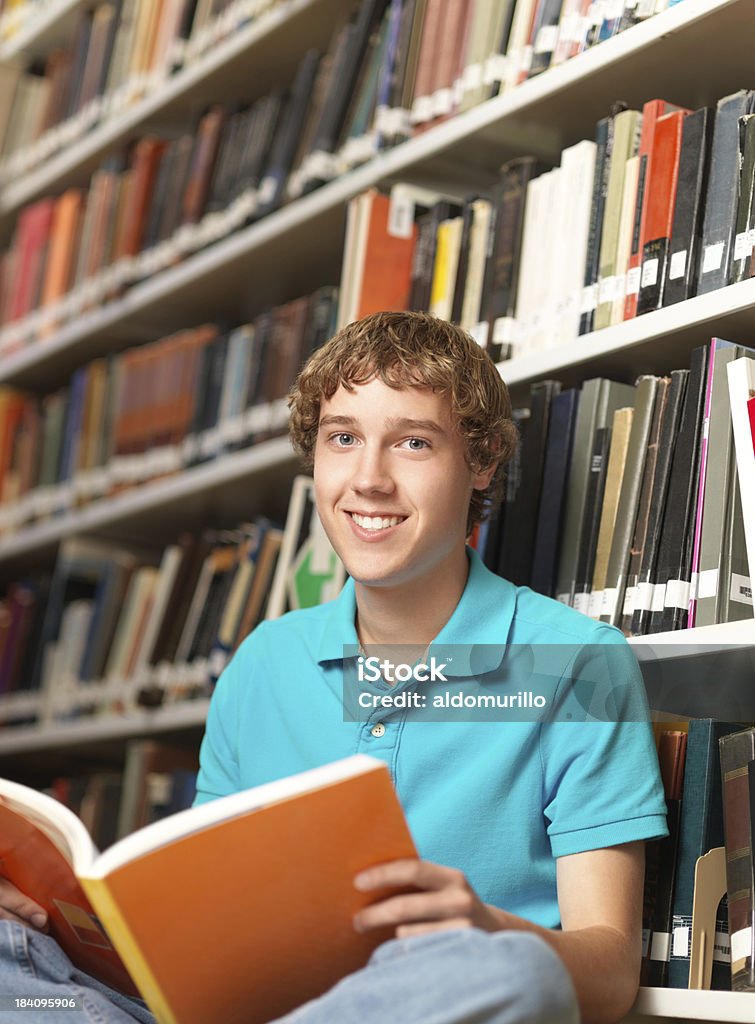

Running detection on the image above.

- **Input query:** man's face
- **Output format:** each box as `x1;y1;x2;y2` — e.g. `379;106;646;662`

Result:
313;377;494;592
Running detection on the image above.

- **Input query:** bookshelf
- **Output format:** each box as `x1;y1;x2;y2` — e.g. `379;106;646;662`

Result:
0;0;83;63
627;987;755;1023
0;2;754;1019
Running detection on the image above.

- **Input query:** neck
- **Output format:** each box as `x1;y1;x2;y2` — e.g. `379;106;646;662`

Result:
354;549;470;647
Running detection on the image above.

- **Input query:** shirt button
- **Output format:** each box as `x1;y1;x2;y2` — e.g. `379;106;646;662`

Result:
370;723;386;738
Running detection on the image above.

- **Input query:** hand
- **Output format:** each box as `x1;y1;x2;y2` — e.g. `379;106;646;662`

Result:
352;859;504;939
0;877;48;932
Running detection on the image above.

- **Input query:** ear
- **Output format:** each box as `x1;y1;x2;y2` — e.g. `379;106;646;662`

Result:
472;463;497;491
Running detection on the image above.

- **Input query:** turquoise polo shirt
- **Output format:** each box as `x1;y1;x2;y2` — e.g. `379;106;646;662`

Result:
195;548;667;929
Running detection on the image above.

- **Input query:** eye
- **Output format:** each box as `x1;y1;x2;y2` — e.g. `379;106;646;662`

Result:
332;432;355;446
403;437;429;451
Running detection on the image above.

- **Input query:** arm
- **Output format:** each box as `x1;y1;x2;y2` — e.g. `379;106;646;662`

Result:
353;841;644;1024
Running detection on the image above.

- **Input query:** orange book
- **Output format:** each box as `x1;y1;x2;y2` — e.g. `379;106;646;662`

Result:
356;190;418;319
623;98;689;320
0;756;416;1024
121;138;166;259
635;109;687;315
40;189;84;317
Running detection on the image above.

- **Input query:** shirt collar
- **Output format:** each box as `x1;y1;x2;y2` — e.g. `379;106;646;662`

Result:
316;547;517;677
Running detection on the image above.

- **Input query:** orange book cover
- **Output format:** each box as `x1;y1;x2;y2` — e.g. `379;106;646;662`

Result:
0;756;417;1024
623;99;689;321
40;189;84;327
121;138;166;258
356;191;417;318
640;110;687;253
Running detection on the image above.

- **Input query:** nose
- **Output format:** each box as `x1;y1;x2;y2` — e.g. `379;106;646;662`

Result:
351;444;395;496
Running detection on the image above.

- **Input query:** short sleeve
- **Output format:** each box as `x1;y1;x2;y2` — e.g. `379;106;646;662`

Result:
193;640;248;806
539;627;669;858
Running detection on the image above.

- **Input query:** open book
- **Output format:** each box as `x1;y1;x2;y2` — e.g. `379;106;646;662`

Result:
0;755;416;1024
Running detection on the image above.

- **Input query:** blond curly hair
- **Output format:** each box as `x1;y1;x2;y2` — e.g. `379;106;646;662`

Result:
288;311;518;534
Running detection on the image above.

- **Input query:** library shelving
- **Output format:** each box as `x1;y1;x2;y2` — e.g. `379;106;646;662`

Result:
1;2;754;1020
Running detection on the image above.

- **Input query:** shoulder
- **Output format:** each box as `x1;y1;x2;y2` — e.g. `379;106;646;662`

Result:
511;585;627;647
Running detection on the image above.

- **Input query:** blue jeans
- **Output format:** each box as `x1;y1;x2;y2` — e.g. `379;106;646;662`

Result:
0;921;579;1024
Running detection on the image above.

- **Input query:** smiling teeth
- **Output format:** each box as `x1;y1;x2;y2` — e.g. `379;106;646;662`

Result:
351;514;403;531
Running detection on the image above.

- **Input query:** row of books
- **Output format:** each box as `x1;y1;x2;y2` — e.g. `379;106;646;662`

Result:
641;720;755;993
0;288;337;534
0;0;288;177
6;74;740;356
0;0;684;185
44;739;198;851
472;340;755;635
338;88;755;362
0;476;345;727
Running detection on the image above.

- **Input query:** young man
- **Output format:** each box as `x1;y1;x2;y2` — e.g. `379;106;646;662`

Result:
0;312;666;1024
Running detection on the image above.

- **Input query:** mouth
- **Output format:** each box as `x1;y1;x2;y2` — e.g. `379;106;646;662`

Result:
346;511;408;533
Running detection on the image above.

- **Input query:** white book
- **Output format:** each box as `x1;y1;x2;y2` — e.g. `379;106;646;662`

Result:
501;0;538;93
611;154;641;325
460;199;493;330
727;356;755;616
130;545;184;677
557;138;597;344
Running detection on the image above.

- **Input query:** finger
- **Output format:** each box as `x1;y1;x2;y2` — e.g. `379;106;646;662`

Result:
0;880;48;929
396;919;473;939
354;888;474;933
355;859;462;893
0;908;49;932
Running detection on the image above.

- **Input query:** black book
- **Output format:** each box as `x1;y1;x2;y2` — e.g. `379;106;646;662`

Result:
572;426;611;612
527;0;564;78
233;92;284;204
643;730;687;988
385;0;419;127
62;8;94;119
497;381;560;587
479;158;541;341
648;347;708;633
729;114;755;283
630;369;689;636
450;197;479;324
663;107;713;306
579;114;614;335
206;104;251;214
300;286;339;362
256;50;322;217
186;340;217;461
310;0;389;156
529;389;579;598
408;201;454;311
154;133;195;244
696;89;755;296
143;138;181;250
668;720;742;990
243;311;275;412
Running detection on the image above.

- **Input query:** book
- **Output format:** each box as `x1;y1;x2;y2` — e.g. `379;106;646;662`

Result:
730;113;755;283
668;720;742;990
554;377;635;607
663;106;713;307
719;728;755;992
623;99;685;321
0;755;417;1023
727;355;755;594
636;109;687;315
697;90;755;296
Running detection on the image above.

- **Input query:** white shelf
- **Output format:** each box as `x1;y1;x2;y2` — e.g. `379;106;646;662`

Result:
0;435;296;568
630;620;755;650
0;0;344;217
500;278;755;395
1;0;754;390
0;0;82;62
628;986;755;1023
0;699;210;757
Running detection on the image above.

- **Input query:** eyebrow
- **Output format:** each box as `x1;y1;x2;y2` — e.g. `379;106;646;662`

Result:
318;415;448;435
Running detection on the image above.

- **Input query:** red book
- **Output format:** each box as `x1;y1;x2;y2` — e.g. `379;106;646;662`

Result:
356;191;417;319
623;99;689;321
8;198;56;323
636;109;688;315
